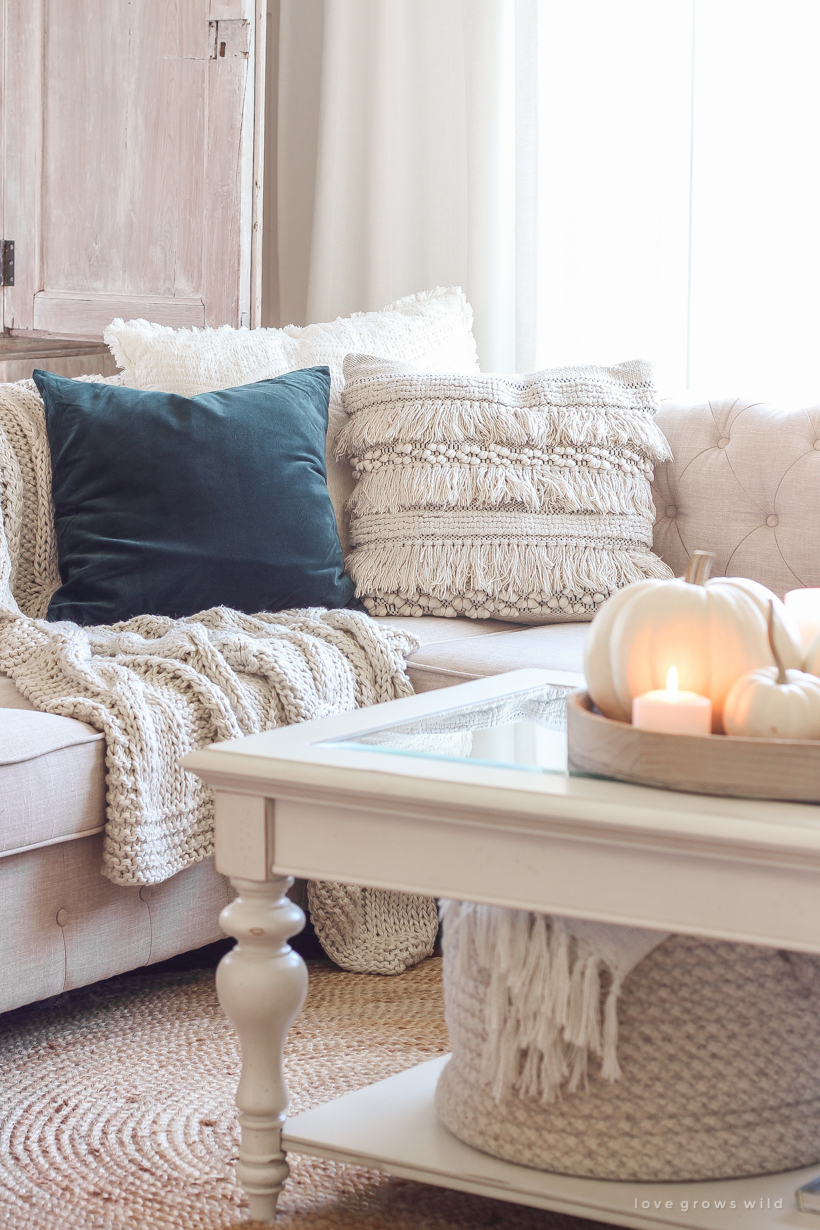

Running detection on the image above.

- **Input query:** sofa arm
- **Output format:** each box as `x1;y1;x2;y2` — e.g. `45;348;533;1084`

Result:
651;396;820;596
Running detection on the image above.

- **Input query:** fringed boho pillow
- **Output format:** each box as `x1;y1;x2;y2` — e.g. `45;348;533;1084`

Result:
338;355;673;624
436;902;820;1181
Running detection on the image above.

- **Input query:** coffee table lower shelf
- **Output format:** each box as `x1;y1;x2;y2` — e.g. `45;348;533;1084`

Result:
282;1057;819;1230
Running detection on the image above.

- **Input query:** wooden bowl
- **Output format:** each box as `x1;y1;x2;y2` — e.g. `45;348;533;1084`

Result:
566;690;820;803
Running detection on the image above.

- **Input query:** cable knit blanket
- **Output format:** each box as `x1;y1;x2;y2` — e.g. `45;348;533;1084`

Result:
0;375;443;974
0;604;417;885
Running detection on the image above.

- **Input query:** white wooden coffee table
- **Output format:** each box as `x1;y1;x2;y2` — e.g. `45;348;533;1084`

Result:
183;669;820;1228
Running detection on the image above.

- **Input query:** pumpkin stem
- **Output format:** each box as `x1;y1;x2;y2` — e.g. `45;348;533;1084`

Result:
768;599;788;685
684;551;715;586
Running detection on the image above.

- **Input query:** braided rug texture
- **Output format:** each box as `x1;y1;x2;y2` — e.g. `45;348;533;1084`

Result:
338;354;673;625
437;931;820;1181
0;958;602;1230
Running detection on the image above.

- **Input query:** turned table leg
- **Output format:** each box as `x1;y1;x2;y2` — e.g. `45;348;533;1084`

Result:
216;875;308;1223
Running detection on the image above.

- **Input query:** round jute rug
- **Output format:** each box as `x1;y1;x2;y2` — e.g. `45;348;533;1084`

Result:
0;956;608;1230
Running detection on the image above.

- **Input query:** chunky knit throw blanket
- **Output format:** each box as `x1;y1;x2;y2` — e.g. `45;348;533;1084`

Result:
0;376;439;974
0;604;417;887
0;377;79;619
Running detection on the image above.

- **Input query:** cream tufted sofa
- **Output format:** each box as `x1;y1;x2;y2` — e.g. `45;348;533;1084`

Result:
653;397;820;595
1;394;816;1013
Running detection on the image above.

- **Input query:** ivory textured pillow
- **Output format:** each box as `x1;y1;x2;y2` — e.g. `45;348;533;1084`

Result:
104;288;480;553
339;355;673;624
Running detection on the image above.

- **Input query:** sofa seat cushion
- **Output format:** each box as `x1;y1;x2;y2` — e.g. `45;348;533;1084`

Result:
0;615;578;863
0;616;514;855
0;709;105;856
374;614;518;647
403;622;588;692
0;674;35;710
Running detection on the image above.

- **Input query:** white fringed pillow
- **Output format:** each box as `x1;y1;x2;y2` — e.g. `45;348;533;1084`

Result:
104;289;480;553
338;355;673;624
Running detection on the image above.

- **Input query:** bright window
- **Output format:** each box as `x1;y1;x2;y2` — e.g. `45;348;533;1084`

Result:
533;0;820;402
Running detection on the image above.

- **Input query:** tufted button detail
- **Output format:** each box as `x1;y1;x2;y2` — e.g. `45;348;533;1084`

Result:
56;908;68;927
665;505;677;518
654;401;819;601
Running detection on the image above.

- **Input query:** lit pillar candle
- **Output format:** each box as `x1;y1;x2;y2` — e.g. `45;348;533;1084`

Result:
784;589;820;652
632;667;712;735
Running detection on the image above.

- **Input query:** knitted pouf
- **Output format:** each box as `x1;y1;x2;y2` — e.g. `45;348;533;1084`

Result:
436;910;820;1181
308;882;438;975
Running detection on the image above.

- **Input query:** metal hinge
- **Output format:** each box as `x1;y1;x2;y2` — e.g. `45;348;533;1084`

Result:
1;241;13;287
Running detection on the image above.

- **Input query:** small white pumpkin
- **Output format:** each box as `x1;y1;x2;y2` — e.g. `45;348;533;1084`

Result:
804;630;820;678
724;602;820;739
584;552;803;732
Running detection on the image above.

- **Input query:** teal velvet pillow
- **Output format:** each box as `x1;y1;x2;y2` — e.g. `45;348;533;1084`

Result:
33;368;356;626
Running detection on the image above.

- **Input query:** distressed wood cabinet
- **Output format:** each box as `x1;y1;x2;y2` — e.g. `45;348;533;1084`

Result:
1;0;266;337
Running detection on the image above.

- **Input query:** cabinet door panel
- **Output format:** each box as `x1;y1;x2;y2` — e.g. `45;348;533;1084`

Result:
2;0;259;336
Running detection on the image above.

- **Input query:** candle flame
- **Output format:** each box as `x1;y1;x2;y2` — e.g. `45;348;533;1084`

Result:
666;666;678;697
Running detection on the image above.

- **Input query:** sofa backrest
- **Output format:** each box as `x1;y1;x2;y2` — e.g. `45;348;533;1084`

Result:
652;397;820;596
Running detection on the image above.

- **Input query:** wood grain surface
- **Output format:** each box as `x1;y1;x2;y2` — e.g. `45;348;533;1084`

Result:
3;0;257;335
0;337;117;382
2;0;44;331
567;689;820;803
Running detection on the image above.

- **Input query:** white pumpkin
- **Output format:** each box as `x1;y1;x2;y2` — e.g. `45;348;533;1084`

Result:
723;666;820;739
804;631;820;678
724;601;820;738
584;552;803;732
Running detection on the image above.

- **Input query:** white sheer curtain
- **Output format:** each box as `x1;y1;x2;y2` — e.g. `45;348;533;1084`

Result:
270;0;534;371
267;0;820;399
